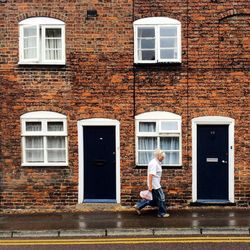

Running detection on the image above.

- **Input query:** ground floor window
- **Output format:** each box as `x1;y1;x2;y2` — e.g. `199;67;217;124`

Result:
135;111;182;166
21;111;68;166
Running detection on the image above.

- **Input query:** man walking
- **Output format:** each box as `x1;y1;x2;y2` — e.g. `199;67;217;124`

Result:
134;149;169;218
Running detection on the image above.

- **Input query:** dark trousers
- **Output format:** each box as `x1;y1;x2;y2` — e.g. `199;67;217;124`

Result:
152;188;167;216
136;198;157;210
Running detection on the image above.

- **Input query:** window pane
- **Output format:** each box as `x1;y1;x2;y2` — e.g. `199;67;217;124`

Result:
138;137;157;150
45;39;62;49
26;150;44;162
24;37;37;48
139;122;156;132
48;150;66;162
138;39;155;49
165;152;179;165
45;49;62;60
47;137;65;148
160;137;179;150
160;27;177;36
138;151;154;165
160;49;176;59
24;136;43;163
160;121;178;131
26;122;42;131
138;28;155;37
47;136;66;162
47;122;64;131
24;48;37;59
137;27;155;61
45;28;61;38
160;38;177;48
23;26;37;37
139;50;155;60
45;28;62;60
23;26;37;60
25;137;43;148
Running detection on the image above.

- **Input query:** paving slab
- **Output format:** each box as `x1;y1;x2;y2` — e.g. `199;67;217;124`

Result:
0;231;12;238
154;228;201;236
60;229;106;237
12;230;59;238
201;227;250;235
107;228;153;236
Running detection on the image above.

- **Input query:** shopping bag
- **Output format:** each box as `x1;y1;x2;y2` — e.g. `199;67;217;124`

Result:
139;190;153;200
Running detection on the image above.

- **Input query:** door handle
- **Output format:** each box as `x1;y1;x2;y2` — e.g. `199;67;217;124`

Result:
222;160;227;164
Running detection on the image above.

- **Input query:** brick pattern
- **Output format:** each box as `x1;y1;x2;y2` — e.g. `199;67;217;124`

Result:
0;0;249;211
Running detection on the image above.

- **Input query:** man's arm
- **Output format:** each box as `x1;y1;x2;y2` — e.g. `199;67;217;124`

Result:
148;174;153;191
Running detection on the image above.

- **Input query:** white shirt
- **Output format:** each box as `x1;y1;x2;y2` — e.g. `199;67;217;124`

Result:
147;158;162;190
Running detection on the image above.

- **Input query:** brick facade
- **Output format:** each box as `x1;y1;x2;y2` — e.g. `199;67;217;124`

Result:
0;0;249;211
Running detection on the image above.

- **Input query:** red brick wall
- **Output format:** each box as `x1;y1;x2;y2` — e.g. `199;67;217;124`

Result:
0;0;249;211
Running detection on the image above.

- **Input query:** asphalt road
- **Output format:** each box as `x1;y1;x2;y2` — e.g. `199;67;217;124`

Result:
0;237;250;250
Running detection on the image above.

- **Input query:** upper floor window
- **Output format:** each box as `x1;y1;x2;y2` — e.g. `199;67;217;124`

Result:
21;111;68;166
19;17;65;65
133;17;181;64
135;111;182;166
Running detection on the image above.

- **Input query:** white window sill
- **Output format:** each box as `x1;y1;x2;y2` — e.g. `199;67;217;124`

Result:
136;164;182;167
22;163;68;167
134;60;182;64
18;61;66;66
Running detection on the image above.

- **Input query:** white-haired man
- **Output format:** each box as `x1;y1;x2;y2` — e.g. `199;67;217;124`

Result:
134;149;169;218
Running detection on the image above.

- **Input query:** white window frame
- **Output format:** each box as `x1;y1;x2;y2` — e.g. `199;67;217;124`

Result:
135;111;182;166
19;24;40;63
21;111;68;166
19;17;65;65
133;17;181;64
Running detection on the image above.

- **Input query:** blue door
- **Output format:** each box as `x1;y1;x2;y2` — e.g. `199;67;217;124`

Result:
83;126;116;202
197;125;229;202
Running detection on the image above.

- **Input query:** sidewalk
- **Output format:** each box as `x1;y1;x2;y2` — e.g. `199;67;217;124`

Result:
0;207;249;238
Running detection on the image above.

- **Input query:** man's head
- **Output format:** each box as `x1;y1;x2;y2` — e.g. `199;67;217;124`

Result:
154;149;165;162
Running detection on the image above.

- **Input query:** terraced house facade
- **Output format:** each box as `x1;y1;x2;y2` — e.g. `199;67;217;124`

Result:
0;0;249;211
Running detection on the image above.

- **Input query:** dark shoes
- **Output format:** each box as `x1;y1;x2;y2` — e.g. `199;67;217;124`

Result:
157;213;170;218
133;205;141;215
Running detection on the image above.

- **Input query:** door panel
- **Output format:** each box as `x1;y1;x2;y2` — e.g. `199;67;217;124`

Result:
83;126;116;200
197;125;229;200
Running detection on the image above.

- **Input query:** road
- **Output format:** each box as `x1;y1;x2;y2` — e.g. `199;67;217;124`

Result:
0;237;250;250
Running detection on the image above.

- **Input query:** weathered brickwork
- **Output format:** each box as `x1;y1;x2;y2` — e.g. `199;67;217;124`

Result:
0;0;249;211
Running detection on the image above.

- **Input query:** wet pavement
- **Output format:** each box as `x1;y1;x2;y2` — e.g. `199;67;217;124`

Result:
0;208;249;231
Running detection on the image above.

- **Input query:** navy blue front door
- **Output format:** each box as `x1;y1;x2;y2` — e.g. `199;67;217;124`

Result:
83;126;116;201
197;125;229;201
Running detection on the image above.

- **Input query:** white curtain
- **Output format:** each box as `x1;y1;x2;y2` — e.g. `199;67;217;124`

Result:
47;122;63;131
138;137;157;164
23;26;37;59
47;136;66;162
138;137;179;165
25;137;44;162
160;137;179;165
139;122;156;132
26;122;41;131
45;28;62;60
138;122;156;164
